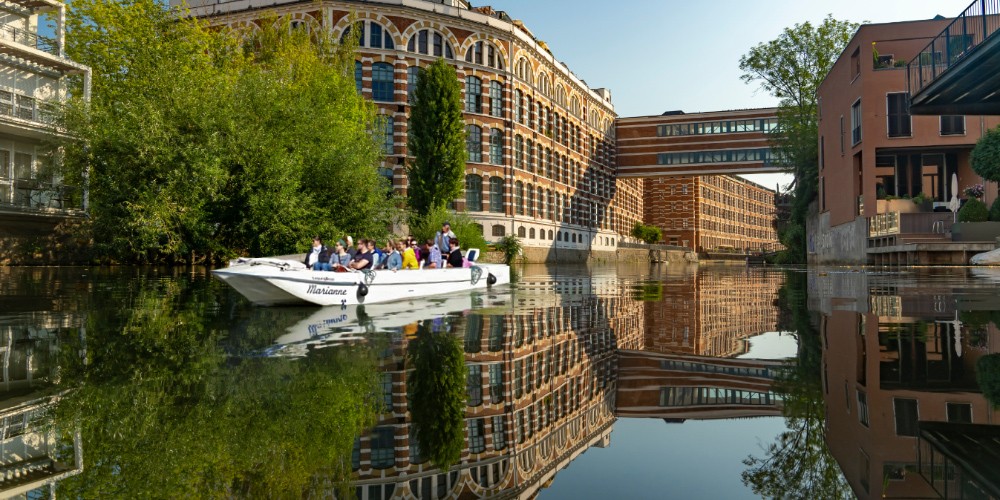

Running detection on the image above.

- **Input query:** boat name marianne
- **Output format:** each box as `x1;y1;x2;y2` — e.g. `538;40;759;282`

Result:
306;285;349;296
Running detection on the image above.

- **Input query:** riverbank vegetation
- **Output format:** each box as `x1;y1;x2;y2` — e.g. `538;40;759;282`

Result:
58;0;399;264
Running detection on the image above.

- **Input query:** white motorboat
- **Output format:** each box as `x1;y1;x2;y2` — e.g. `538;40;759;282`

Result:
212;256;511;306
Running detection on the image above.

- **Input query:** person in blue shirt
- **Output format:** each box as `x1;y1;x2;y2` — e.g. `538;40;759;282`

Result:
384;240;403;271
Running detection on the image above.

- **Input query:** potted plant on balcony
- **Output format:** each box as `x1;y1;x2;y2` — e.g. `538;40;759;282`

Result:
910;192;933;212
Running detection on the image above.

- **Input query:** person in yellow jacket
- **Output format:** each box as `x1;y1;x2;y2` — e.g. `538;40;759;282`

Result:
401;240;420;269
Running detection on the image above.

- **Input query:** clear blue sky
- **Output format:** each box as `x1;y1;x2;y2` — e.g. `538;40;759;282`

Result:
486;0;975;187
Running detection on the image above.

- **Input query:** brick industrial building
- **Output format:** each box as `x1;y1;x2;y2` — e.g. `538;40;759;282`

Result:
619;109;783;252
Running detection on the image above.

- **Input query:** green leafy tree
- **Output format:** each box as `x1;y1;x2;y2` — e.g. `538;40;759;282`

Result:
740;15;859;264
60;0;396;263
407;59;467;219
494;235;522;265
631;222;662;244
959;198;989;222
978;354;1000;408
407;319;467;469
409;205;487;251
971;126;1000;183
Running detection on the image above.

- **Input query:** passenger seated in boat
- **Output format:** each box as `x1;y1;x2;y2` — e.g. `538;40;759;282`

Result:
368;239;384;268
423;239;441;269
331;240;351;270
384;240;402;271
304;237;329;270
446;238;464;268
401;240;419;269
345;235;357;260
351;239;373;270
408;237;422;262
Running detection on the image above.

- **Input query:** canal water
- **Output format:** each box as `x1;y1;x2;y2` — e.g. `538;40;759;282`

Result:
0;264;997;499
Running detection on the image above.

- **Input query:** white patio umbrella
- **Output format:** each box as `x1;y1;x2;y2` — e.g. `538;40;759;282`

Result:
949;172;961;213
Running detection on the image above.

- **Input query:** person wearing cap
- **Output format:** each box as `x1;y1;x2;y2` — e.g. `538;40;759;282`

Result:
434;222;456;268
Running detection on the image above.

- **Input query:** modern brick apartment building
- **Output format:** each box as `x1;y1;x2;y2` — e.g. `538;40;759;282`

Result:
618;109;783;253
814;19;1000;264
178;0;642;261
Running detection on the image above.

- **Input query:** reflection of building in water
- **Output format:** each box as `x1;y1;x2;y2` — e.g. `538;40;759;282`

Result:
822;292;1000;500
348;282;639;499
0;319;83;498
643;267;783;357
616;350;784;420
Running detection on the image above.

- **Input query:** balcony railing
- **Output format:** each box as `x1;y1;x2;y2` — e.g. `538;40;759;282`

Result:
869;212;954;238
0;23;58;55
907;0;1000;97
0;179;82;212
0;90;60;125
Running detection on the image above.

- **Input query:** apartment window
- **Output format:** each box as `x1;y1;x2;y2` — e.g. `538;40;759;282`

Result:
893;398;918;437
515;89;524;123
941;115;965;135
371;62;394;102
367;22;394;49
839;116;845;154
354;61;362;93
851;100;862;145
526;183;534;216
820;136;825;170
370;427;395;469
857;391;869;427
946;402;972;423
489;362;504;403
381;373;393;412
886;93;911;137
466;174;483;212
407;66;420;102
467;364;483;406
490;129;503;165
466;125;482;162
489;177;504;213
490;81;502;117
466;76;482;113
514;181;524;215
407;29;454;58
514;135;524;170
526;140;534;172
492;415;507;451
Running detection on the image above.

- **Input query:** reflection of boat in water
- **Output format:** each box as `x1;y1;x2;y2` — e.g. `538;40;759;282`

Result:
213;258;511;306
262;291;513;358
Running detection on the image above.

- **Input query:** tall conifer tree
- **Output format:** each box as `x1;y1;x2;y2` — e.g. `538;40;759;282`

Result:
407;59;467;217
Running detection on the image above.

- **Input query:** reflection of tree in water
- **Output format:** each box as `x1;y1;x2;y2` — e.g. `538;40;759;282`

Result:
407;318;467;469
741;271;852;498
53;278;382;498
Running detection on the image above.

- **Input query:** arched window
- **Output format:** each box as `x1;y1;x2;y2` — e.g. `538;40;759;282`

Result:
570;95;581;117
354;61;362;93
466;40;504;70
514;89;524;123
466;76;482;113
529;228;535;239
547;229;553;240
466;174;483;211
514;135;524;170
371;62;394;102
490;129;503;165
490;177;504;213
526;183;534;216
466;124;482;162
516;57;533;84
555;85;566;107
341;21;395;49
538;72;549;95
518;226;526;238
515;181;524;215
407;66;420;102
407;29;454;58
490;80;502;117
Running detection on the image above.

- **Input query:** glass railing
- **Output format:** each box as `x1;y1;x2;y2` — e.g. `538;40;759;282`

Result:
908;0;1000;97
0;23;58;55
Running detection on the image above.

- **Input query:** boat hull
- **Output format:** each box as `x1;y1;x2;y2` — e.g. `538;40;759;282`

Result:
213;258;510;306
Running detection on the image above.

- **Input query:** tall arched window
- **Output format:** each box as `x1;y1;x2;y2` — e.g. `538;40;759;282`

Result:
555;85;566;107
466;40;505;70
516;57;532;84
490;129;503;165
466;76;482;113
407;66;420;102
514;135;524;170
515;181;524;215
354;61;362;93
490;80;502;117
466;174;483;211
371;62;394;102
526;183;534;217
466;124;482;162
489;177;504;213
407;29;454;58
570;95;581;117
538;72;549;96
514;89;524;123
341;21;395;49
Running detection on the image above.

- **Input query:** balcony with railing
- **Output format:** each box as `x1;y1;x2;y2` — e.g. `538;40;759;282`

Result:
0;90;60;128
0;23;57;56
868;212;954;247
0;179;82;213
907;0;1000;114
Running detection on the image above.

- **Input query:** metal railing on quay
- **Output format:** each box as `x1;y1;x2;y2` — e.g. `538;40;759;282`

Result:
0;24;58;55
907;0;1000;97
869;212;954;238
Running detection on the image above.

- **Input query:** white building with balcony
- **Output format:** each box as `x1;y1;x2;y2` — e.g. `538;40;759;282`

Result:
0;0;90;234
